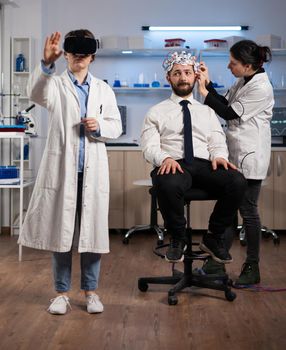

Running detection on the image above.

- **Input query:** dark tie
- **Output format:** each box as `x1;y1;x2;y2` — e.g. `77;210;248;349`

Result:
180;100;194;164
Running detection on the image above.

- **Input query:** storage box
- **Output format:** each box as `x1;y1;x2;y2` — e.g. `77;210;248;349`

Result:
204;39;227;48
100;36;128;49
223;36;244;48
0;166;19;179
164;38;186;47
128;36;152;49
256;34;282;48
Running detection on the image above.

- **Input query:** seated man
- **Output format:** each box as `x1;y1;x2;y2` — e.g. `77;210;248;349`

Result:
141;51;247;264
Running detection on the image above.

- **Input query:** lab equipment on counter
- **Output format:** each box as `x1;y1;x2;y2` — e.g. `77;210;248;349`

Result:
15;104;37;135
151;73;160;88
113;74;121;87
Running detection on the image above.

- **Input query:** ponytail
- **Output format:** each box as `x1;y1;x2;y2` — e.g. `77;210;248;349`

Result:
230;40;272;70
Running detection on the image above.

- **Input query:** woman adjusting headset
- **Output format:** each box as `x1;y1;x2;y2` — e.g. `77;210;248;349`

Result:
197;40;274;286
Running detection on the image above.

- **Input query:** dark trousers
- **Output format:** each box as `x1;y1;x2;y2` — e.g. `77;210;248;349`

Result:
224;179;262;263
151;158;247;240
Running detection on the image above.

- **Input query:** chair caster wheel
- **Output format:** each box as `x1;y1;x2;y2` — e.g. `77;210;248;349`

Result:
273;237;280;245
262;230;270;239
138;279;148;292
240;239;247;246
227;278;233;287
157;239;164;246
168;295;178;305
225;290;236;301
122;237;129;245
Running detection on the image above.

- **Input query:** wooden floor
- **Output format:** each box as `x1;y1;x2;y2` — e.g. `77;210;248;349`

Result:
0;231;285;350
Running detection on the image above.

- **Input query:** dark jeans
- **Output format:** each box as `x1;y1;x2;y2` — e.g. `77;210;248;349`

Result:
224;179;262;263
52;172;101;292
151;158;247;241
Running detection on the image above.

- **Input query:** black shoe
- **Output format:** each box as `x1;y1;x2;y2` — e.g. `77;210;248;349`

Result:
199;233;233;264
202;257;227;277
235;262;260;285
165;238;187;263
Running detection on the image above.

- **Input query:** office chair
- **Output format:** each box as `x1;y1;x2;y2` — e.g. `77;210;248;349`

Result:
138;187;236;305
123;180;165;245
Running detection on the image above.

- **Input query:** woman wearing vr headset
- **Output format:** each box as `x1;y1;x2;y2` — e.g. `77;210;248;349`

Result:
18;29;122;315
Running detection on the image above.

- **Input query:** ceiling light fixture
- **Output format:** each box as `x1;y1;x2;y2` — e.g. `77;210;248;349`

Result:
142;26;249;31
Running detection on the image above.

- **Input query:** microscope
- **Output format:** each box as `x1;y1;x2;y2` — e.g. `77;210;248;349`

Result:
15;104;37;135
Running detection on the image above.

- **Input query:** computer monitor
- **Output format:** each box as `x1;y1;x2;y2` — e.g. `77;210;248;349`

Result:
271;107;286;137
118;105;127;135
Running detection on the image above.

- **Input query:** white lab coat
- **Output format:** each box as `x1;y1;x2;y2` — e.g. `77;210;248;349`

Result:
18;64;122;253
225;72;274;179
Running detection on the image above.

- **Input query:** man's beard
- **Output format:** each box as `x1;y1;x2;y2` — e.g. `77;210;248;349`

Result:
171;82;194;97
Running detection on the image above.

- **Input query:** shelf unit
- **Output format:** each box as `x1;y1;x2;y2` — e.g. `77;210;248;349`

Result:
94;48;199;144
199;47;286;92
0;132;35;261
199;47;286;58
97;47;197;58
112;87;171;93
10;37;33;115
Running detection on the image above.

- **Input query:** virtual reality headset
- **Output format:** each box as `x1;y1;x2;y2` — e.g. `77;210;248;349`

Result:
63;37;99;55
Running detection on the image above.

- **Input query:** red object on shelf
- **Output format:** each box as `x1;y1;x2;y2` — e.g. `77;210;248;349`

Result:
164;38;186;47
204;39;227;48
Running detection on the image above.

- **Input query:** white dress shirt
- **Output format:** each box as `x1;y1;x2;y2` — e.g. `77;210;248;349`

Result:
141;93;229;167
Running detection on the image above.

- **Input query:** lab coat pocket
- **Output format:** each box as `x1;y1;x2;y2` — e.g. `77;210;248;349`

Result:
42;151;63;190
239;151;256;178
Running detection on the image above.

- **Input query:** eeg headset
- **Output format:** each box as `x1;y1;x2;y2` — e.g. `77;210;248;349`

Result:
63;37;99;55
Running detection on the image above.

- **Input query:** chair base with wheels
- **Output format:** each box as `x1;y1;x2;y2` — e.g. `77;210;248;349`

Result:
123;181;165;245
138;188;236;305
238;225;280;246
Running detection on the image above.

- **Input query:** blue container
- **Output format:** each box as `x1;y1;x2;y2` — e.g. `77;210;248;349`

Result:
16;53;25;72
0;166;19;179
24;143;29;160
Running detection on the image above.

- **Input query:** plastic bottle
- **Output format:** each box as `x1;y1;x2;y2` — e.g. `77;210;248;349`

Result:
16;53;25;72
24;143;29;160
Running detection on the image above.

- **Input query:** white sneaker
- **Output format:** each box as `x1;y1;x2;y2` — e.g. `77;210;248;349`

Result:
48;295;71;315
86;293;104;314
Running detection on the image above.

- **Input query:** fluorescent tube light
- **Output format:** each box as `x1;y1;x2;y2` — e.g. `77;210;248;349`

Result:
142;26;249;31
121;50;133;54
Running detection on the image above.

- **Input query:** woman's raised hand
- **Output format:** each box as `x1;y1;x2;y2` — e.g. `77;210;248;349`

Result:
43;32;63;65
198;61;210;85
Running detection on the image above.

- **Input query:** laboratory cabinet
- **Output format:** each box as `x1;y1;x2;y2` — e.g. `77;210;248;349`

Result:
107;149;286;231
108;149;157;229
259;149;286;230
107;149;213;230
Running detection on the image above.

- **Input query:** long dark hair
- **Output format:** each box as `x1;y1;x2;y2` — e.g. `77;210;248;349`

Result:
230;40;272;70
